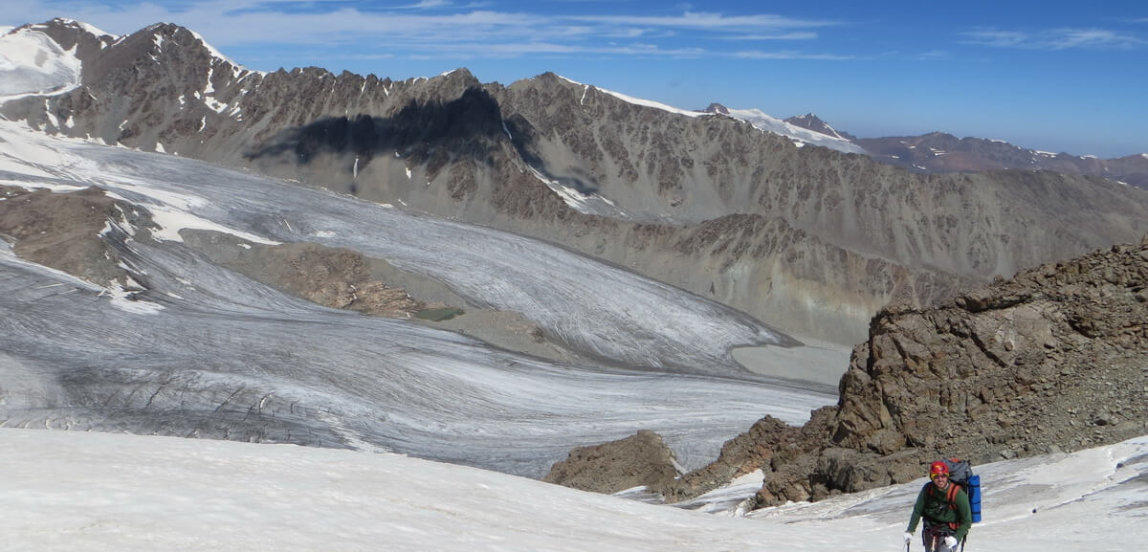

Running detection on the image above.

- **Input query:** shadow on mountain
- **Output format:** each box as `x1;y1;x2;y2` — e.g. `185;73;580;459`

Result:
245;87;531;172
243;86;605;198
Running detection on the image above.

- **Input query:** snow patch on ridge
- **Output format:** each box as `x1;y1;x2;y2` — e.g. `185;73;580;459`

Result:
188;28;241;70
722;107;866;154
102;185;281;246
0;27;83;98
31;18;113;40
554;75;862;154
556;75;704;119
527;166;629;219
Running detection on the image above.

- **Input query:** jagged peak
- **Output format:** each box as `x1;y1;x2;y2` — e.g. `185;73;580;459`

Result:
139;22;186;37
530;73;596;92
112;22;243;70
923;131;958;139
289;66;335;79
434;67;480;88
704;103;729;115
537;71;566;82
31;18;114;39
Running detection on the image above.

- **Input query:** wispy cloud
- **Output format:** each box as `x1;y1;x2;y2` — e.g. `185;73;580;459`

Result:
399;0;452;9
722;32;819;41
962;27;1147;50
568;12;838;30
4;1;851;63
913;49;950;60
733;50;854;61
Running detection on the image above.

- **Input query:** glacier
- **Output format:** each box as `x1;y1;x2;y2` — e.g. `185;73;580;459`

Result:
0;120;836;478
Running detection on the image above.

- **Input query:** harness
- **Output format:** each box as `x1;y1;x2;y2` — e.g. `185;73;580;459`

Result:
928;482;963;531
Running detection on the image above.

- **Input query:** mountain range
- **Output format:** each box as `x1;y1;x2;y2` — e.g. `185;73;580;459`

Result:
0;17;1147;517
4;18;1148;348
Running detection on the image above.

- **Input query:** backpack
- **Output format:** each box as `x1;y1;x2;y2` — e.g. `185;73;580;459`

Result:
941;458;982;523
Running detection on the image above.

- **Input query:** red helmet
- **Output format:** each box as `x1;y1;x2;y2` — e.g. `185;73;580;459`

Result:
930;461;950;478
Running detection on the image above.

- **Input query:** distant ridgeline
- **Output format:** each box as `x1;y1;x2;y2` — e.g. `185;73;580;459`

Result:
4;19;1148;345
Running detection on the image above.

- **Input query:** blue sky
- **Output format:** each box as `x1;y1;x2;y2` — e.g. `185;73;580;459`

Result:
5;1;1147;157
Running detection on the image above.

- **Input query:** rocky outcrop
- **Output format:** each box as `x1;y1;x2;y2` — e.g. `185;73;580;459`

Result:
544;238;1147;506
0;185;149;288
752;236;1148;506
180;232;431;318
0;186;443;321
544;430;683;496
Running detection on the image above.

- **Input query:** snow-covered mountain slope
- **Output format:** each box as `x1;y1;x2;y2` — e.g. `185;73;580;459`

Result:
2;427;1144;551
713;105;866;154
557;75;707;120
785;113;855;141
7;20;1148;351
554;76;863;154
0;119;834;477
0;24;83;97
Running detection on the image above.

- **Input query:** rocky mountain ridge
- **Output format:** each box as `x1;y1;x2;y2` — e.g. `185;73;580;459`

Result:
851;132;1148;190
783;113;856;142
776;110;1148;191
4;19;1148;345
546;237;1148;506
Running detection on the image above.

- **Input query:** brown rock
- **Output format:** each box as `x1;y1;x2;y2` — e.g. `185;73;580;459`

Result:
543;430;682;496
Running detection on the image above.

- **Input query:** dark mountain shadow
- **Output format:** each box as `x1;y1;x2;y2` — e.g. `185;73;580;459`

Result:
245;87;530;173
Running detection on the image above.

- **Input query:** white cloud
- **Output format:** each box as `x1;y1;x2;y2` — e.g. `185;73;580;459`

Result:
914;49;950;60
727;32;819;41
397;0;454;9
962;27;1147;50
1049;28;1147;49
733;49;854;61
568;11;839;30
0;2;847;62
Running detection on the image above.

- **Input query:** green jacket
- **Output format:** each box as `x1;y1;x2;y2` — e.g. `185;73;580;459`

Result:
906;481;972;541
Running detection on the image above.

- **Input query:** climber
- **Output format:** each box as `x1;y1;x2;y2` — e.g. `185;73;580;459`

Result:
903;460;972;552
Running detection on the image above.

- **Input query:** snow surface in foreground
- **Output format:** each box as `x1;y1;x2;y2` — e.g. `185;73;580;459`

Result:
2;429;1145;551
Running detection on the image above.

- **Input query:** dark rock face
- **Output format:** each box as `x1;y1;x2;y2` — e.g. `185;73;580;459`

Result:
753;237;1148;506
246;86;511;181
545;238;1147;505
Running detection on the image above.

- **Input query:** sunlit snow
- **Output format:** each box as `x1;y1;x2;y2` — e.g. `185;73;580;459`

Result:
0;27;82;97
2;429;1144;551
722;107;866;154
557;75;705;119
0;120;834;479
527;165;628;218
